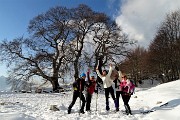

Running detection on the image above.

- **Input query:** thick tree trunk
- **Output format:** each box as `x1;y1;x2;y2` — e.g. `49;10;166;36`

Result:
50;77;60;92
74;62;79;80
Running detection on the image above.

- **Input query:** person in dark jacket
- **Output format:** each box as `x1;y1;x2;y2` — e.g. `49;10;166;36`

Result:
68;73;86;114
114;66;123;112
113;75;122;111
85;69;96;112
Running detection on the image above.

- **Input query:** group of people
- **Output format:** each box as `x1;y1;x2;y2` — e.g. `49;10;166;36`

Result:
67;64;135;115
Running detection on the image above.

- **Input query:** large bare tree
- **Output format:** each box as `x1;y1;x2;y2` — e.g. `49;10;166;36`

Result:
0;6;73;91
0;4;133;91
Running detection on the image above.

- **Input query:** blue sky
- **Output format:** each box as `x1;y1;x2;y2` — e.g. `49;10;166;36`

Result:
0;0;121;41
0;0;121;76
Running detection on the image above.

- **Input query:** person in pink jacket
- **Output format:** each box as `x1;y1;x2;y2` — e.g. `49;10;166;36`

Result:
120;75;135;115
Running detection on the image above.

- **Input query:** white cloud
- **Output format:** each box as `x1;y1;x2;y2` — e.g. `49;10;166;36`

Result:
116;0;180;48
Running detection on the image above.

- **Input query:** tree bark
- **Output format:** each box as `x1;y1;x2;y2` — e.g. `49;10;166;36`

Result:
96;56;103;84
50;77;60;92
74;61;79;80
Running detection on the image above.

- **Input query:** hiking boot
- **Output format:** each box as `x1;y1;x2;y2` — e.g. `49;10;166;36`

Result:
68;108;71;114
116;108;119;112
79;109;85;114
125;112;132;115
86;109;91;112
124;105;132;115
106;106;110;111
86;110;91;113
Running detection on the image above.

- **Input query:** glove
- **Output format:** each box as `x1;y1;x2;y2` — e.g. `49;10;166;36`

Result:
73;87;77;91
115;66;119;71
94;90;98;93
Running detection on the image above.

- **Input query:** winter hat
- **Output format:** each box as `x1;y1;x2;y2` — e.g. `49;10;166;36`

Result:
80;73;86;78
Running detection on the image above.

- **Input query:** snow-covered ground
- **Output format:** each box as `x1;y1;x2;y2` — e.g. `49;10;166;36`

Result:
0;79;180;120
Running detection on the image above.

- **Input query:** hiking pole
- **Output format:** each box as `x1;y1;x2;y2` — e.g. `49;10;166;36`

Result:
79;91;81;115
95;86;98;111
95;60;99;112
79;80;82;116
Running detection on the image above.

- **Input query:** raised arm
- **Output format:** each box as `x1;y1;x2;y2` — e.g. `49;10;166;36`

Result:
87;69;90;82
115;65;123;81
107;64;113;77
118;71;123;81
96;66;103;79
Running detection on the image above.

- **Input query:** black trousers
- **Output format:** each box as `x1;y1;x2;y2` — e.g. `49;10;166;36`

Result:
104;86;116;107
68;91;86;111
121;94;131;105
85;92;92;111
121;94;131;114
116;91;122;108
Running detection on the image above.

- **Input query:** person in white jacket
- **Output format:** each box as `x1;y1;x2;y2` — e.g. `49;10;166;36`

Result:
96;64;117;111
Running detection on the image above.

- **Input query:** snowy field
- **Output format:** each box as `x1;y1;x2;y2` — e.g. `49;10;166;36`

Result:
0;79;180;120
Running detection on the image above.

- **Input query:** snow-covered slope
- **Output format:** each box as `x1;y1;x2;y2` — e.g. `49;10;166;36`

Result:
0;80;180;120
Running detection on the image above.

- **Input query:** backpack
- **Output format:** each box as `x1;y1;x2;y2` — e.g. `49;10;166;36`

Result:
130;80;135;95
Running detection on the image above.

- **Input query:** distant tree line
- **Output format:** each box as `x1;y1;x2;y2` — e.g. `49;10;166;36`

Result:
119;10;180;85
0;4;132;91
